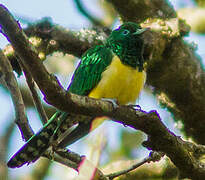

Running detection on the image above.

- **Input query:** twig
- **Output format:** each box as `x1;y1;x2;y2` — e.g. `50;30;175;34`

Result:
73;0;105;27
21;61;48;124
105;152;164;179
0;49;33;140
54;148;82;164
44;149;79;170
53;147;107;179
44;148;106;180
73;0;111;36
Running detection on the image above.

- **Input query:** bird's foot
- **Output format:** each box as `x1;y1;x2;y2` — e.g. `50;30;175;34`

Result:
101;98;119;109
126;104;141;110
47;146;55;160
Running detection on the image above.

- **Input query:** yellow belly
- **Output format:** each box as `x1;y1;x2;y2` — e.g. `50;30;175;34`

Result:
88;56;146;105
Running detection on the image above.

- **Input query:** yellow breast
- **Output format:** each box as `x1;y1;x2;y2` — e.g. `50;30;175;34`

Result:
88;56;146;105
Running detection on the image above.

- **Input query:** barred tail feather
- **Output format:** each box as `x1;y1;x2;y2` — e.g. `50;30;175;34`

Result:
7;111;62;168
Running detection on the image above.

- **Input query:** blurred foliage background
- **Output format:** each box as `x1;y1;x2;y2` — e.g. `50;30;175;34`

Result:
0;0;205;179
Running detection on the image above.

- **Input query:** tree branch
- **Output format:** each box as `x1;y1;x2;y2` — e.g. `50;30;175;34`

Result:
0;49;33;140
21;61;48;124
108;0;176;23
106;152;164;179
73;0;105;27
0;4;205;179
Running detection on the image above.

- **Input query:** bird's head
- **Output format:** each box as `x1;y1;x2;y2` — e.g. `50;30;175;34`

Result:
107;22;148;70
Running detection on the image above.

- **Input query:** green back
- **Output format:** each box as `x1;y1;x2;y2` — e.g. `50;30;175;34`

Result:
68;45;113;95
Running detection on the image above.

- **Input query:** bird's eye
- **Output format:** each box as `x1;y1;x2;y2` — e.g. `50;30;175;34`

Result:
121;29;129;35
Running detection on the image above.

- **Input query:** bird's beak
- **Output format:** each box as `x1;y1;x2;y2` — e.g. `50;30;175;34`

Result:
133;27;150;35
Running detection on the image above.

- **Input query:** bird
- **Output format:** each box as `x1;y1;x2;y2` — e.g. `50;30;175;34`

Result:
7;22;148;168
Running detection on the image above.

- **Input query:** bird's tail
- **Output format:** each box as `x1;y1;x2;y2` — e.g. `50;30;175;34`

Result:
7;112;105;168
7;111;64;168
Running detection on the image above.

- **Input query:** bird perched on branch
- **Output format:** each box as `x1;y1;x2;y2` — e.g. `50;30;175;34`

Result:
7;22;148;168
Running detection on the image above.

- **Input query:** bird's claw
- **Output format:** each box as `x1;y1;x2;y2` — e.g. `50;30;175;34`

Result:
101;98;119;109
127;104;141;110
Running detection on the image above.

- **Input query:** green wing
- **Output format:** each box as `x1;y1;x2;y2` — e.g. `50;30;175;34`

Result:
68;45;113;95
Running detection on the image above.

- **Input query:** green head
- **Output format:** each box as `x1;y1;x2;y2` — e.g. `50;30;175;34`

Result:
107;22;148;71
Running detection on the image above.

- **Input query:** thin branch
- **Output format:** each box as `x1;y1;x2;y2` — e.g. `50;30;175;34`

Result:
21;61;48;124
43;150;79;170
105;152;164;180
0;49;33;140
44;148;106;179
73;0;111;36
19;85;56;117
73;0;105;27
54;148;82;164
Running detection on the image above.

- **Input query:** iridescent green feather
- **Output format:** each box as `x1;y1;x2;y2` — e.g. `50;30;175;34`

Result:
68;45;113;95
